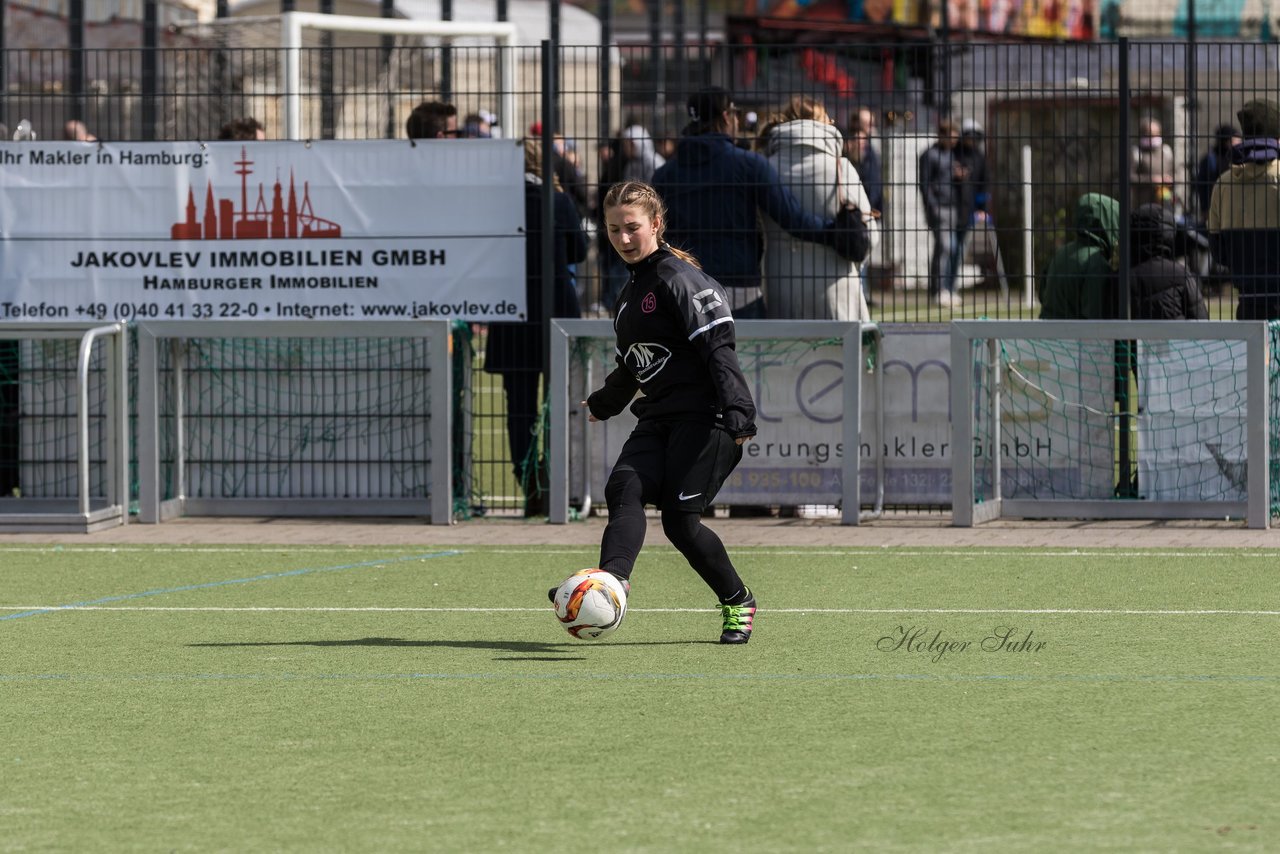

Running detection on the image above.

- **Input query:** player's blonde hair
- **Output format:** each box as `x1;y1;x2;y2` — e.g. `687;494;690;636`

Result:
602;181;700;268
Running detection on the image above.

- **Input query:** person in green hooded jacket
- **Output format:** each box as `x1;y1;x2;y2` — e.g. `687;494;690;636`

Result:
1039;193;1122;319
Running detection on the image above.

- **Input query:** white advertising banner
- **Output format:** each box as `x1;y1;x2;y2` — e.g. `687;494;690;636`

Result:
0;139;526;322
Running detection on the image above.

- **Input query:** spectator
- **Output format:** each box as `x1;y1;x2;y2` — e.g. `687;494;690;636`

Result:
650;86;841;318
1208;99;1280;320
406;101;458;139
849;106;880;211
918;119;967;307
955;120;991;230
955;119;1009;294
856;105;878;137
460;112;492;138
528;123;589;217
63;119;96;141
846;115;883;215
218;117;266;141
1194;123;1241;217
1039;193;1122;319
760;95;878;320
1129;203;1209;320
484;140;587;516
620;124;665;183
594;132;628;314
1131;116;1177;209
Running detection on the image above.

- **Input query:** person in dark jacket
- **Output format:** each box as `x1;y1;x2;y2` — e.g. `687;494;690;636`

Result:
955;120;991;230
563;179;759;644
484;140;587;516
846;115;883;214
650;87;839;319
1040;193;1121;319
1129;203;1210;320
1194;124;1241;217
918;119;966;307
1208;99;1280;319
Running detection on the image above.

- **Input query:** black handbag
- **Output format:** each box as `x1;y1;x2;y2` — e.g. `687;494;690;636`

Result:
828;159;877;264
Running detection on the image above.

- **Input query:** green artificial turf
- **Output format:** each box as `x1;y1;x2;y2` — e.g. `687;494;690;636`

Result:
1;544;1277;851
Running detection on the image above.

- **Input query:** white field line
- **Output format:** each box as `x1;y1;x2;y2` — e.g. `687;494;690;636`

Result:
3;546;1280;560
2;605;1279;616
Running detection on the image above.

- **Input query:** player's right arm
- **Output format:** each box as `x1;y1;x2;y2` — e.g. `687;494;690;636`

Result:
585;359;639;421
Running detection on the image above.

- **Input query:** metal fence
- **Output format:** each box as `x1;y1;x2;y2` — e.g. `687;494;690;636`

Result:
1;35;1277;515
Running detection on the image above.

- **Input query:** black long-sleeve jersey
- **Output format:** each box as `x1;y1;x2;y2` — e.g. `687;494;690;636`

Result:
586;247;758;439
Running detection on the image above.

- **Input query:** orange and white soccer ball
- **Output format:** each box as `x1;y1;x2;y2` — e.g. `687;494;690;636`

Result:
551;569;628;640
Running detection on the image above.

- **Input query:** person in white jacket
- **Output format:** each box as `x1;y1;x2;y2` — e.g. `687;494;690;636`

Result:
759;96;879;320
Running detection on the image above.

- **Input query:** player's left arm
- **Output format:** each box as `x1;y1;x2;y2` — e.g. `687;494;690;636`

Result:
665;266;757;440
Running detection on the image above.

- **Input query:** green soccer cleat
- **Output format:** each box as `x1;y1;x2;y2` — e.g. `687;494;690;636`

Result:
719;592;756;644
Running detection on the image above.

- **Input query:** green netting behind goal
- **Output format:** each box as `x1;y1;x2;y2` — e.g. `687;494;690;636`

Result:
967;323;1280;514
157;337;433;502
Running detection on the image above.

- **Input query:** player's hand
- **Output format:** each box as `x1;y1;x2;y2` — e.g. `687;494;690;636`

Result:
580;400;599;423
735;436;751;446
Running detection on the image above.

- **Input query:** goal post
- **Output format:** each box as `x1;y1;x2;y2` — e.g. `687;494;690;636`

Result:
548;318;884;526
279;12;519;141
951;319;1272;529
0;322;129;532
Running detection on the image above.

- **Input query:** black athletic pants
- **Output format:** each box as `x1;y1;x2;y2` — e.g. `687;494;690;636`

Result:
599;419;749;604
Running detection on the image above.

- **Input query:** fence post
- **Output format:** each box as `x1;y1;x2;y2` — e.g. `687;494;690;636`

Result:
648;0;664;114
1021;144;1033;308
441;0;453;103
540;37;559;515
69;0;85;124
600;0;612;151
320;0;335;140
380;0;394;138
141;2;161;141
541;40;556;378
1117;36;1131;314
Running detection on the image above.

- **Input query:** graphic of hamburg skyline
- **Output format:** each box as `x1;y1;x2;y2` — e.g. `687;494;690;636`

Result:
171;148;342;240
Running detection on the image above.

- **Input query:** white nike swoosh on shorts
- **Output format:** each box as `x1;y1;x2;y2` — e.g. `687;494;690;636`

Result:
678;491;702;501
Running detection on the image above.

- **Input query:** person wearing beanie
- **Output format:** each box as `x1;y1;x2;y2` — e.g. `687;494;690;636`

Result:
1207;99;1280;319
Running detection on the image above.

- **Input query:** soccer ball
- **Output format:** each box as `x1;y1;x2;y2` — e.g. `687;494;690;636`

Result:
552;569;628;640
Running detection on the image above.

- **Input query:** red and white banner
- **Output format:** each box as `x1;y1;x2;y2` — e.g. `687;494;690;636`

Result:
0;139;526;322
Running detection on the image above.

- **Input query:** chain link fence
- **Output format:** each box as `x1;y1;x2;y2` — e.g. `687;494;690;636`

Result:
1;32;1276;515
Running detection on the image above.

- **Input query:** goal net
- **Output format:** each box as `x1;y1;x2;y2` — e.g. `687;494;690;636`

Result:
951;320;1276;528
135;321;453;524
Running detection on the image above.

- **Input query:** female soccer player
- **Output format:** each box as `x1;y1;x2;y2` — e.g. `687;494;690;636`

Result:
557;180;759;643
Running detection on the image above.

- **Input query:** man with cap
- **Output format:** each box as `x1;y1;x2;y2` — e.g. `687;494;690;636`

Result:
1207;98;1280;319
650;86;842;318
